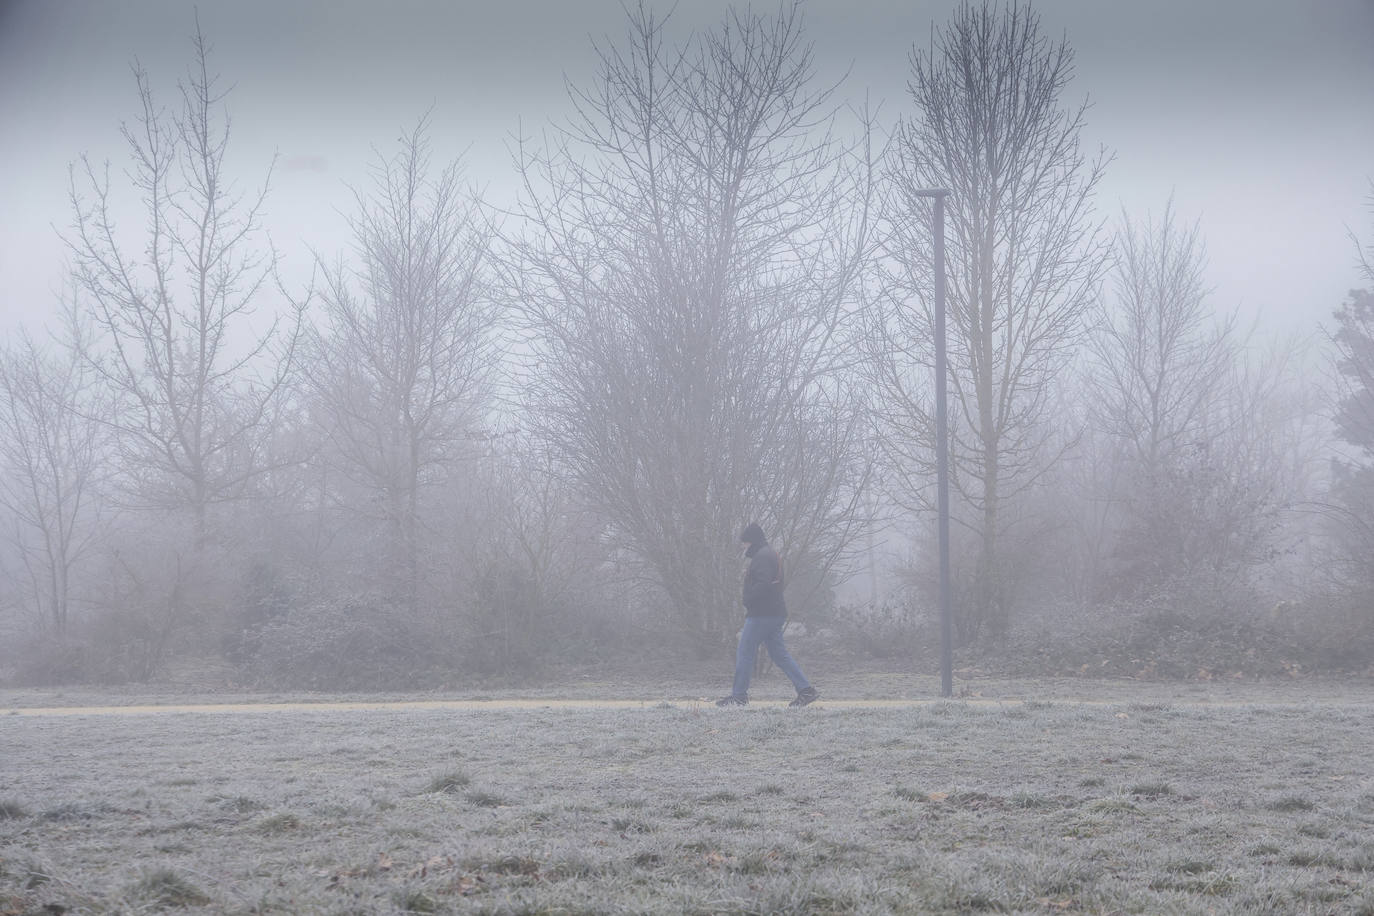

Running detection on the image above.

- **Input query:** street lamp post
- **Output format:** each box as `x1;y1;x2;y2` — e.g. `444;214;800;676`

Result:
911;188;953;698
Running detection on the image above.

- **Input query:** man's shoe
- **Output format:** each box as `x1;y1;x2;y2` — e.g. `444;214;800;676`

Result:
788;687;819;708
716;694;748;707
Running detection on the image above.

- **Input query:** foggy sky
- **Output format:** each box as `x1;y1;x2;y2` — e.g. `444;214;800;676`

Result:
1;0;1371;338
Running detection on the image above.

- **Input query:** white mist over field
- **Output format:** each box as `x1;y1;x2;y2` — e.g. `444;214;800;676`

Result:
0;0;1370;695
1;0;1370;336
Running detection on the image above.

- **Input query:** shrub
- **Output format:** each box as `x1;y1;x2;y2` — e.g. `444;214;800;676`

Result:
247;594;452;690
832;599;934;662
10;611;171;686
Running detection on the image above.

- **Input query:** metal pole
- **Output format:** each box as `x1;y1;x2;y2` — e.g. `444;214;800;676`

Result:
910;188;953;697
932;192;953;698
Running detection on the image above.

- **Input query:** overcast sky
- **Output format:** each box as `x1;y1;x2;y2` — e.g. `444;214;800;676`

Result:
1;0;1371;340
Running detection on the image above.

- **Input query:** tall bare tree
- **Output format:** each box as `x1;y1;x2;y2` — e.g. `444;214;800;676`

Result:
507;2;874;644
63;22;301;545
305;121;497;610
1087;202;1237;478
0;317;110;637
1073;197;1323;616
1082;203;1237;597
872;0;1109;637
1324;186;1374;599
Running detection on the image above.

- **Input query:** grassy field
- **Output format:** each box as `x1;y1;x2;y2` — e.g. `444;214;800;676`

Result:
3;684;1373;914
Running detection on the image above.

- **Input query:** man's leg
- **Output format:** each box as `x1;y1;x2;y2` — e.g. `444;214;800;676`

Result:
761;622;812;692
730;618;768;700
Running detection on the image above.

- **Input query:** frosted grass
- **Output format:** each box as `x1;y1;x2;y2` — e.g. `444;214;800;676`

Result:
3;697;1372;913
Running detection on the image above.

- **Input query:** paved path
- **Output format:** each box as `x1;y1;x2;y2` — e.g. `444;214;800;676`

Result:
7;694;1363;717
6;698;973;716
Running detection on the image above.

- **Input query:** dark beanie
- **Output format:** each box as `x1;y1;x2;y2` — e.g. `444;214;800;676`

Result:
740;522;766;545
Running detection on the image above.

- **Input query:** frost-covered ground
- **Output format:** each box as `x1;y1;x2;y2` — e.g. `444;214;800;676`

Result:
3;688;1373;914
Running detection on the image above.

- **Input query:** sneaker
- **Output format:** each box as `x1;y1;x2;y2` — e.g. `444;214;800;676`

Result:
715;694;748;707
788;687;819;708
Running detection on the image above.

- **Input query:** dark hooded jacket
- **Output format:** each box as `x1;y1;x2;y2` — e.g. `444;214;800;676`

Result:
740;524;787;618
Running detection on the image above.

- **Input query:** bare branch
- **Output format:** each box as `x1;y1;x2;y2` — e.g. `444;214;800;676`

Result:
61;25;302;541
503;1;875;640
868;1;1109;637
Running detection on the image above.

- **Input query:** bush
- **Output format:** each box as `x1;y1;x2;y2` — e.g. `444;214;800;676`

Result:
10;637;92;686
957;599;1374;680
247;594;453;690
831;598;935;663
9;607;175;686
1276;591;1374;672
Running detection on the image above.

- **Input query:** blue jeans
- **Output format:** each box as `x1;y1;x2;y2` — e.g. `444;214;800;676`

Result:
731;615;811;699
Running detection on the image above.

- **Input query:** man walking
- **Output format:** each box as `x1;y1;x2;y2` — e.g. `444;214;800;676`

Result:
716;522;819;707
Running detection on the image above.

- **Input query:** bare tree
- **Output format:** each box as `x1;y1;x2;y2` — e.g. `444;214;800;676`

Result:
440;433;616;671
1332;296;1374;466
1356;180;1374;285
63;22;302;545
1081;203;1240;597
506;2;874;644
872;0;1109;638
1073;197;1322;616
0;316;110;638
305;120;497;610
1323;187;1374;598
1087;202;1238;478
1142;341;1311;616
1327;290;1374;601
1334;186;1374;461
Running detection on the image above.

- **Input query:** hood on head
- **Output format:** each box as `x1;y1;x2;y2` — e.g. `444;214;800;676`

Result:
740;522;766;546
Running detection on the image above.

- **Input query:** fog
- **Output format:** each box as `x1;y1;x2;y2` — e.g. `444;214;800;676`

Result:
2;0;1371;337
0;0;1372;691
